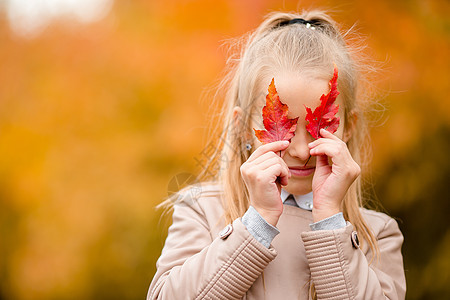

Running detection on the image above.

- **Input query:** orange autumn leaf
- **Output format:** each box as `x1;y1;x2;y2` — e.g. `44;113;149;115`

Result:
304;65;340;139
253;78;299;144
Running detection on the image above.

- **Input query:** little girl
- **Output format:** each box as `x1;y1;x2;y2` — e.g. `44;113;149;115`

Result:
148;9;406;300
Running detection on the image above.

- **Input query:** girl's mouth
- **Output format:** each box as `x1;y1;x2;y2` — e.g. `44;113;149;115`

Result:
288;166;315;177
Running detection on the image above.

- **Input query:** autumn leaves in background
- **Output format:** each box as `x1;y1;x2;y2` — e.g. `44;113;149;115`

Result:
253;66;340;148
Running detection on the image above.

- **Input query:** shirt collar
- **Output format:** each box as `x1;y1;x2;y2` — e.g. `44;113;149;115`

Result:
280;188;314;211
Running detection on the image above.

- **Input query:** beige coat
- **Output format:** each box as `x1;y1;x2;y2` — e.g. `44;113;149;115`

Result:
148;184;406;299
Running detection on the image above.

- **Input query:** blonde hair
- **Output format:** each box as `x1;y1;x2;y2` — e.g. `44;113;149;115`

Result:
158;9;381;300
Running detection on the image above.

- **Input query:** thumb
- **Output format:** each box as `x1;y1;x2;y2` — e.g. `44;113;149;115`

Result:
316;154;329;169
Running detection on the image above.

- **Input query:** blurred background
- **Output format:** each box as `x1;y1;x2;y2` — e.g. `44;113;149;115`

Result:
0;0;449;299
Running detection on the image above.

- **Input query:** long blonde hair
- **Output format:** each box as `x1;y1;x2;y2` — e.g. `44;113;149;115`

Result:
158;9;381;300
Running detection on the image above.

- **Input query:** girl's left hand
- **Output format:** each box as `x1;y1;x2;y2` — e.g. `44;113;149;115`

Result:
308;128;361;223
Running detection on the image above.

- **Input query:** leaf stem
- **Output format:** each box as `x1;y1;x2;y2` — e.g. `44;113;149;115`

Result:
303;155;311;167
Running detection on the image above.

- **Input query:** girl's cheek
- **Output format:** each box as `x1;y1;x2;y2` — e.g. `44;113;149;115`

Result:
253;137;263;148
331;119;345;140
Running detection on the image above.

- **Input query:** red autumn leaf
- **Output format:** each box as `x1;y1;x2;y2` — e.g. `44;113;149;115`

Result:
305;65;340;139
253;78;299;144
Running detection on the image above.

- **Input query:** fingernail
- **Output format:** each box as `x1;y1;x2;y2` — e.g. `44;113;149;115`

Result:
283;140;289;145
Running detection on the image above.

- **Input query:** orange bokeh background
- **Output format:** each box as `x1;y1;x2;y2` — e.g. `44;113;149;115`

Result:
0;1;449;299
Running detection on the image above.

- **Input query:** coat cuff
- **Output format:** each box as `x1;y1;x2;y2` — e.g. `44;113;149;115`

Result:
301;222;356;299
242;205;280;248
310;212;346;231
196;217;278;299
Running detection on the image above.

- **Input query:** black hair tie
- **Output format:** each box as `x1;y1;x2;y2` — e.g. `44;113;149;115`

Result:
278;18;320;28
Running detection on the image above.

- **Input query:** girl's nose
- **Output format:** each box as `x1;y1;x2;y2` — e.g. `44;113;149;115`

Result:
287;128;313;162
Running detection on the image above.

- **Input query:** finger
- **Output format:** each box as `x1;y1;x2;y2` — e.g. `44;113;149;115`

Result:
250;156;281;171
251;151;278;165
310;143;340;159
247;140;290;163
316;154;330;169
308;131;343;148
311;138;352;160
308;137;336;149
309;139;348;157
265;164;290;186
251;156;290;179
319;128;341;141
252;149;288;165
250;152;289;173
264;159;291;181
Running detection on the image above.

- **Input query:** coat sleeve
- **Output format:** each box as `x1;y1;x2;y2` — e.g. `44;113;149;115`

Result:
147;201;278;300
301;218;406;299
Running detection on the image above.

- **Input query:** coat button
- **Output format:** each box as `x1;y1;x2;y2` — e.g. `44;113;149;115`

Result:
219;224;233;239
351;231;360;249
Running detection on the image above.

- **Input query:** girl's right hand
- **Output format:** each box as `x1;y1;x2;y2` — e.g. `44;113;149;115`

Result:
240;140;291;227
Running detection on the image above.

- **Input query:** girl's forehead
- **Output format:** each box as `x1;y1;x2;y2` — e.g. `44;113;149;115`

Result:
249;71;345;126
256;73;331;108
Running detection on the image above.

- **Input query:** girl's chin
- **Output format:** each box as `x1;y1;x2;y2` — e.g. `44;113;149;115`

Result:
284;180;312;195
